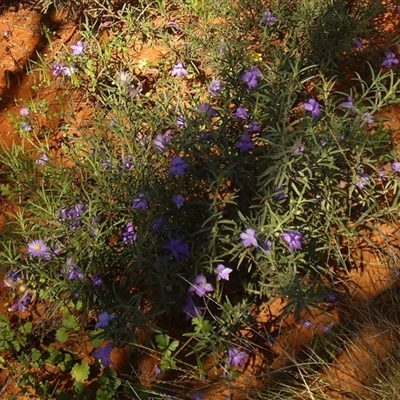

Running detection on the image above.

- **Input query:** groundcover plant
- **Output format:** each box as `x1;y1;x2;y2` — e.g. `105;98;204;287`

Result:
1;0;400;399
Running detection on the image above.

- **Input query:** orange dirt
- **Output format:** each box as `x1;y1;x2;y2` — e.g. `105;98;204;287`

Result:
1;2;400;400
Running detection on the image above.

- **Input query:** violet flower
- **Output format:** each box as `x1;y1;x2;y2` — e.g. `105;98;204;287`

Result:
8;293;31;312
35;154;49;166
27;239;50;258
163;236;190;261
281;231;303;252
19;107;30;117
95;311;115;329
182;295;205;320
381;51;399;69
261;240;273;255
363;112;374;125
151;215;165;233
233;107;249;120
188;274;214;297
240;228;258;248
236;134;255;152
272;186;286;201
293;143;305;154
171;62;188;77
208;79;224;96
21;122;32;131
215;264;233;281
132;192;149;210
70;40;87;55
241;66;263;89
116;71;130;85
304;98;321;119
61;258;84;280
3;270;22;288
340;96;356;111
260;10;278;27
247;122;261;132
154;131;172;153
122;221;138;243
355;174;369;189
197;103;218;118
94;343;113;367
169;156;190;176
392;161;400;172
172;194;185;209
228;347;248;367
352;37;363;51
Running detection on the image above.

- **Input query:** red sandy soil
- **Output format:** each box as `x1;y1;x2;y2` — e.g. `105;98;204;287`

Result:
1;2;400;400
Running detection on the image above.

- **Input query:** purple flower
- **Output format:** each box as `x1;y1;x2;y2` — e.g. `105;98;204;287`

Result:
208;79;224;96
363;112;374;125
182;295;205;320
320;326;331;334
176;114;186;128
272;186;286;201
122;221;138;243
293;143;305;154
240;228;258;248
151;215;165;233
189;392;204;400
247;122;261;132
128;84;142;98
381;51;399;69
166;20;181;30
95;311;116;329
27;239;50;258
163;236;190;261
172;194;185;209
52;62;64;76
197;103;218;118
70;40;87;55
355;174;369;188
302;319;314;329
340;96;356;111
171;62;188;77
121;155;134;171
61;258;84;280
154;131;172;153
236;134;255;152
92;276;103;288
132;192;149;210
326;293;338;303
304;98;321;119
215;264;233;281
3;270;22;288
228;347;248;368
35;154;49;166
169;156;190;176
281;231;303;252
392;161;400;172
233;107;249;120
261;240;273;255
94;343;113;367
116;71;130;85
241;66;263;90
62;66;76;76
21;122;32;131
352;37;363;51
188;274;214;297
260;10;278;27
8;293;31;312
19;107;30;117
59;203;87;229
